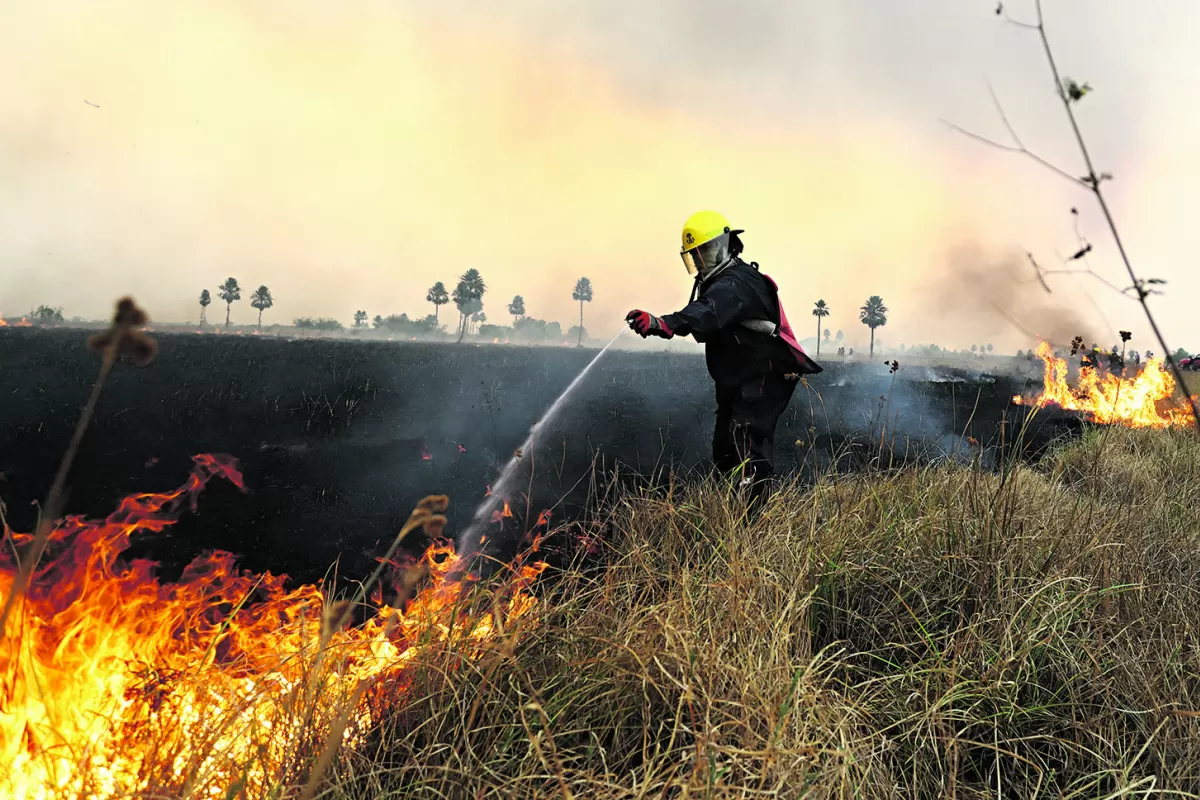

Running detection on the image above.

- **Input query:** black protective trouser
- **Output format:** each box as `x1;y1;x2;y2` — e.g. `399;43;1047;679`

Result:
712;371;798;507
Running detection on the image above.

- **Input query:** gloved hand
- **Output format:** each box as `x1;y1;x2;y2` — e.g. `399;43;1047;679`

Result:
625;309;674;339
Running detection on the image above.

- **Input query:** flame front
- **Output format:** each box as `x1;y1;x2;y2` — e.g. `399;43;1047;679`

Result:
1016;341;1195;428
0;455;545;798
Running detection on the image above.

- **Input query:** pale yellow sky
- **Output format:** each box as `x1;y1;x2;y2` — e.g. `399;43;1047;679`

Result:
2;0;1197;352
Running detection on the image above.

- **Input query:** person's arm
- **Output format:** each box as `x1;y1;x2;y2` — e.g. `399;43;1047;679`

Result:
662;274;753;338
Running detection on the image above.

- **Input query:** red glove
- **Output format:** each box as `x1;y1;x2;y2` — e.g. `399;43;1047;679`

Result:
625;309;674;339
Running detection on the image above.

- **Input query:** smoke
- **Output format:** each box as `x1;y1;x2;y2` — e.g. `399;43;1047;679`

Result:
926;244;1109;350
1;0;1196;348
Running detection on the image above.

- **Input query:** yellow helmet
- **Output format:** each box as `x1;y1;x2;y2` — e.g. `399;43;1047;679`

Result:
680;210;743;276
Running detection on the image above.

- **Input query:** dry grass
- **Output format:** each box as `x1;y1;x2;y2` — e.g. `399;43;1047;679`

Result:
11;426;1200;798
326;426;1200;799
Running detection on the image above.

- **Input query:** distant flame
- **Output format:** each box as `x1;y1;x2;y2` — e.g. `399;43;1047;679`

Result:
14;317;32;328
1015;340;1195;428
420;444;433;461
0;319;8;327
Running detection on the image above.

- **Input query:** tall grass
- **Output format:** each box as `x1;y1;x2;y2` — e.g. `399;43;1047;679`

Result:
331;426;1200;798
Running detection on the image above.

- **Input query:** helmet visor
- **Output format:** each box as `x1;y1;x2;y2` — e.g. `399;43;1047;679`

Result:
680;233;730;277
680;249;700;275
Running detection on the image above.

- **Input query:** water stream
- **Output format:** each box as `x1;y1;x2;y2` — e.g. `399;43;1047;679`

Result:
456;329;625;554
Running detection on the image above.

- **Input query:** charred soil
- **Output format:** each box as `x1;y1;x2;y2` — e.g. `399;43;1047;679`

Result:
0;329;1049;582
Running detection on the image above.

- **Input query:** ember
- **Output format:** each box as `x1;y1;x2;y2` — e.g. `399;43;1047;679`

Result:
1015;341;1195;428
490;500;514;524
420;443;433;461
0;456;546;798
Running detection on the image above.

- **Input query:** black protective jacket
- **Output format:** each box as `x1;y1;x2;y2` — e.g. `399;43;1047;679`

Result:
662;259;821;386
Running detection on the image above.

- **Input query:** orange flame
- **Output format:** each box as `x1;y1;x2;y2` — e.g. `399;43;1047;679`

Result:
14;317;32;328
1015;341;1196;428
0;319;8;327
535;509;552;527
0;456;546;798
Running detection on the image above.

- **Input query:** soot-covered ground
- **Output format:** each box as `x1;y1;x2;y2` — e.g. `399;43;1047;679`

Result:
0;329;1048;584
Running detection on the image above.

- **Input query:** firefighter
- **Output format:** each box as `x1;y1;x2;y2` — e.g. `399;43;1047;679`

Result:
625;210;822;507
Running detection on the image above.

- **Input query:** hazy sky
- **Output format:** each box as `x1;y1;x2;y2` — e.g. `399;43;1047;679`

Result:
3;0;1197;351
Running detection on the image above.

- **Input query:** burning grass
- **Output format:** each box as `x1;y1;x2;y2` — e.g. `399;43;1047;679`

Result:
1015;340;1196;428
7;427;1200;797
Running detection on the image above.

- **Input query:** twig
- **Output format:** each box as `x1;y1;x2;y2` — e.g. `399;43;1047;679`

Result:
0;338;117;642
940;118;1083;187
0;297;156;643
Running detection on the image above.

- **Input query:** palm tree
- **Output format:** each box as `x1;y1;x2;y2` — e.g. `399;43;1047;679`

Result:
859;295;888;358
572;277;593;347
426;282;450;322
353;310;368;328
249;285;274;330
198;289;211;326
452;269;486;342
507;295;525;324
812;299;830;355
218;277;241;329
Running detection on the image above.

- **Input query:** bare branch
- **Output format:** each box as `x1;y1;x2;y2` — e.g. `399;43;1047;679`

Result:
996;1;1039;28
1025;251;1052;293
986;80;1026;150
941;119;1084;186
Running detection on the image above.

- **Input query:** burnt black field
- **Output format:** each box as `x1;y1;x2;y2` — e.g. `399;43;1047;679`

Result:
0;328;1052;584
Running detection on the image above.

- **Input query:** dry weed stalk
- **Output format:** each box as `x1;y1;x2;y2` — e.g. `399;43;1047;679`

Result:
0;297;156;643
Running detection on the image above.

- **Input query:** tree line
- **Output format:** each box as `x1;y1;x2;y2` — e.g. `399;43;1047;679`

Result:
196;271;595;344
198;278;273;330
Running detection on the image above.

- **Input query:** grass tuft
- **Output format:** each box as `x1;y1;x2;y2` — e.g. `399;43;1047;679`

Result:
339;426;1200;798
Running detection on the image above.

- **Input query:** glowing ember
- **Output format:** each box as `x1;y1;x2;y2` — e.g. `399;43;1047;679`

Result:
1015;340;1196;428
0;455;546;798
456;444;467;453
490;500;514;525
420;444;433;461
535;509;552;527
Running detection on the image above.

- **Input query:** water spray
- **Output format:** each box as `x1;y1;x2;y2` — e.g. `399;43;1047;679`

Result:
457;328;626;555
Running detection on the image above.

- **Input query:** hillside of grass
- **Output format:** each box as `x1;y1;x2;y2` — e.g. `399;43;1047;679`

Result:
339;426;1200;799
